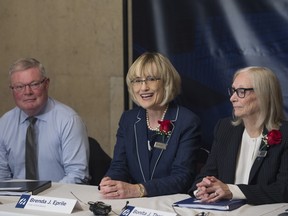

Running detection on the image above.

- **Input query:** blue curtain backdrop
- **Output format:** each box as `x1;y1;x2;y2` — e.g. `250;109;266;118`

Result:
132;0;288;149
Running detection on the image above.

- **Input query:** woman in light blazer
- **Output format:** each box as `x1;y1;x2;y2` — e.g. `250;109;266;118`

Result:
99;52;201;198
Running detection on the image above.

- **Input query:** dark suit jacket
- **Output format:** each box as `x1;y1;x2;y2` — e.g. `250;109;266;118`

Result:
106;102;201;197
189;117;288;205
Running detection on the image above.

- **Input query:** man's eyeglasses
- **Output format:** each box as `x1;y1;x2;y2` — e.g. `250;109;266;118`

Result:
131;77;161;87
10;78;47;92
228;87;254;98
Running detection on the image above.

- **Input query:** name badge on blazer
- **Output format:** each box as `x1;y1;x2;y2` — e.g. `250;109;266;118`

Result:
257;150;267;158
154;142;167;150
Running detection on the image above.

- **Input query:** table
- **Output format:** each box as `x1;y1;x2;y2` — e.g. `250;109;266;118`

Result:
0;183;287;216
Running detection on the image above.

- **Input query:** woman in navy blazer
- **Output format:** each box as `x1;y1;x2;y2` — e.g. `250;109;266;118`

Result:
99;52;201;198
189;66;288;205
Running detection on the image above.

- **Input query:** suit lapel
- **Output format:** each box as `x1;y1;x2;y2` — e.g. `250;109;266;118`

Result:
134;103;179;181
149;104;178;179
226;125;244;182
134;109;150;182
248;128;267;183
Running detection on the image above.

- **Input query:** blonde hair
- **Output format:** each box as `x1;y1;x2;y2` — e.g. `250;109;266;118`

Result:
126;52;181;106
231;66;285;130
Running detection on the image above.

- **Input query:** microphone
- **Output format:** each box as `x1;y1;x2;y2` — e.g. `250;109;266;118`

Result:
122;201;129;211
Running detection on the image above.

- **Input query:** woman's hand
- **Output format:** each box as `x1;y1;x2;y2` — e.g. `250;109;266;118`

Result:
195;176;232;202
99;177;143;199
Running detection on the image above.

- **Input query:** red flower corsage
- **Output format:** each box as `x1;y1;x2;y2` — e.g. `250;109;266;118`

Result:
258;129;282;158
157;120;173;136
262;129;282;147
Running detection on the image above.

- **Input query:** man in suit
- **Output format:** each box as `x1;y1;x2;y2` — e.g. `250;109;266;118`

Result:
189;66;288;205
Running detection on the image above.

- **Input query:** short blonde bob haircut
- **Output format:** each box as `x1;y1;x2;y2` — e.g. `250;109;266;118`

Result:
231;66;285;131
126;52;181;106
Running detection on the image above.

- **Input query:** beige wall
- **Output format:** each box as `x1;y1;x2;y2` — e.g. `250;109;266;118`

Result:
0;0;125;156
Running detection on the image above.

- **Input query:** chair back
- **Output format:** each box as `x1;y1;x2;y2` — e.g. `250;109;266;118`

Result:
196;147;210;174
88;137;112;185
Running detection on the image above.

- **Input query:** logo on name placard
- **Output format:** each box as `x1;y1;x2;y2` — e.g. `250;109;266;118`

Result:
120;206;134;216
15;194;31;208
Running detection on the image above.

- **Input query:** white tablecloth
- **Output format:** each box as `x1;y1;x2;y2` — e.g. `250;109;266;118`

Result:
0;183;287;216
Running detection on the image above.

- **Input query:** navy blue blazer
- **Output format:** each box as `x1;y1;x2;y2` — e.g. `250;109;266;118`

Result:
106;102;201;197
189;118;288;205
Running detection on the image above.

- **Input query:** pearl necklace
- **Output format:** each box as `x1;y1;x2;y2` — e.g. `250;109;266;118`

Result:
146;105;169;131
